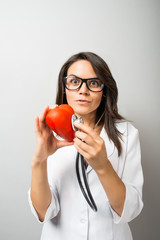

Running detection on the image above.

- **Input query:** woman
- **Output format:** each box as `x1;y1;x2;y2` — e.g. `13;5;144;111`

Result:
28;52;144;240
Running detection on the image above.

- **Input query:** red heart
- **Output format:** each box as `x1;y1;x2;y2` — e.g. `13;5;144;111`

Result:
45;104;75;142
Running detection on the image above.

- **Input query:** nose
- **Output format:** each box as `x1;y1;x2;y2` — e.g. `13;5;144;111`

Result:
78;82;89;94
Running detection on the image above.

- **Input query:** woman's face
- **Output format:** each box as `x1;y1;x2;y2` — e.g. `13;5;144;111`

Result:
65;60;103;121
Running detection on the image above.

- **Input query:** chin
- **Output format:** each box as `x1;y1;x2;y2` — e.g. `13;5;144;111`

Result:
74;109;86;116
74;108;96;118
68;102;97;116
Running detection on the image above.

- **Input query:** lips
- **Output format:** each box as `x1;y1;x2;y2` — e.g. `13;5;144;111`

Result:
76;100;91;105
76;99;90;103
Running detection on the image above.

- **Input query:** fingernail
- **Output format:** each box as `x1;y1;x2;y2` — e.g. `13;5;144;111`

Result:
74;122;79;126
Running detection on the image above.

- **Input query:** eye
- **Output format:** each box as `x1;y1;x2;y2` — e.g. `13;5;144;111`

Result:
68;77;81;86
89;80;101;87
70;78;80;84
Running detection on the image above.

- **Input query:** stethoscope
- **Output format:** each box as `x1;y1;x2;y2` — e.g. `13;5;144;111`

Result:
71;112;104;212
76;151;98;212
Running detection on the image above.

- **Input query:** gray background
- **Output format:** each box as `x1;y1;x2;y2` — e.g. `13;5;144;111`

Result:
0;0;159;239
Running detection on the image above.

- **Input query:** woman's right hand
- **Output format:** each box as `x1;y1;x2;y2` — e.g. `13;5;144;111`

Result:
32;105;74;166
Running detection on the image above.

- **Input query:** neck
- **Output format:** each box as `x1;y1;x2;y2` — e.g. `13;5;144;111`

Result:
75;111;95;128
75;111;103;134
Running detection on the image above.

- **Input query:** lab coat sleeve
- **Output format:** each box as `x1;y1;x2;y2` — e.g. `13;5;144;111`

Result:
28;184;60;224
109;122;144;224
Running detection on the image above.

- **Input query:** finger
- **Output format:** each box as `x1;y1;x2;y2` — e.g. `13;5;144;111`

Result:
74;137;92;153
74;141;90;160
73;122;97;138
34;116;41;136
39;106;50;131
57;140;74;149
49;104;58;109
43;105;58;126
39;105;49;123
75;130;92;145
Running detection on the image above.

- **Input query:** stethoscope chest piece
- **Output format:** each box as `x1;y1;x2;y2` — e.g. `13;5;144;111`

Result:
71;114;84;131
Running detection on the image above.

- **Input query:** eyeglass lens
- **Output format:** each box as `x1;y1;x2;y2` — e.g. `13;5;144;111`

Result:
65;76;104;92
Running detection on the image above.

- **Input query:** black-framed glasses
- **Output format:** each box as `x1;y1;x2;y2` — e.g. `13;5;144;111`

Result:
63;75;104;92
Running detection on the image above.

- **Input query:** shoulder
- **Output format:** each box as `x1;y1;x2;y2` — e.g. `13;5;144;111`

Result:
115;120;139;137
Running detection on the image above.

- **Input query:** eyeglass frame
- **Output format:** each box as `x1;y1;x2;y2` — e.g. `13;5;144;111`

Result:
63;76;105;92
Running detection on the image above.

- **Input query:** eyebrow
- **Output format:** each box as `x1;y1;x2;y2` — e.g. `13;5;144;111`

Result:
68;74;79;77
67;74;99;80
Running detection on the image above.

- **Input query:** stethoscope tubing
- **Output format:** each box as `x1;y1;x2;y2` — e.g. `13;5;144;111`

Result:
76;151;98;212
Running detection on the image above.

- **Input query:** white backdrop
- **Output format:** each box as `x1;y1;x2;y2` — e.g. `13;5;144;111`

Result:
0;0;159;239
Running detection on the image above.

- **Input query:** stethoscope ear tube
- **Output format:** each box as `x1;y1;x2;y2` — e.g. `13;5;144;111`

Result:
76;152;98;212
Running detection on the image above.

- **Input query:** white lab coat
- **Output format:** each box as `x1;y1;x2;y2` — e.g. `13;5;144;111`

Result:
28;121;144;240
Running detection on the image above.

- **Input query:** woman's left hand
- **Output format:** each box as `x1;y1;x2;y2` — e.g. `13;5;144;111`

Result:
73;122;108;174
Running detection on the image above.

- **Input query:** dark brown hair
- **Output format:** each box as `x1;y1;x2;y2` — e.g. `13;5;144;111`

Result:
56;52;125;156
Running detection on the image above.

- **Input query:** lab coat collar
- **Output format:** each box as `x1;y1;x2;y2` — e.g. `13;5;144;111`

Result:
115;120;127;134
